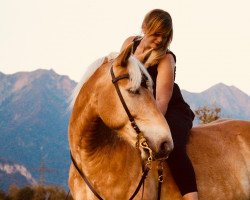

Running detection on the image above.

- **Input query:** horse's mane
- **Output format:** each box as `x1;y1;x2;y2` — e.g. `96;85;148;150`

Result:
69;52;153;110
69;56;105;109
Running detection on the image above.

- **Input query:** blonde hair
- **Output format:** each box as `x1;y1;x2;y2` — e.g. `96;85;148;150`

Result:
142;9;173;67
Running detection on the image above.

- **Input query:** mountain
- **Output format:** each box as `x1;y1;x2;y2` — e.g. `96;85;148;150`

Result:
182;83;250;120
0;69;76;190
0;69;249;191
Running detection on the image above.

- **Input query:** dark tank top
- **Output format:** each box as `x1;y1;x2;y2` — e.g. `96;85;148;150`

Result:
133;36;195;120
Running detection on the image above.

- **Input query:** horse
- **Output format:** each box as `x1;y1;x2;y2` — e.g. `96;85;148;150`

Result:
68;43;250;199
68;43;174;200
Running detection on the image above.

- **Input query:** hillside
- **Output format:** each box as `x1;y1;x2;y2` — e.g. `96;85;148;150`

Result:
0;69;76;190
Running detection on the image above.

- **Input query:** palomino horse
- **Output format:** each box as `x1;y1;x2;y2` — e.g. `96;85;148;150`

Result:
68;43;174;200
68;43;250;199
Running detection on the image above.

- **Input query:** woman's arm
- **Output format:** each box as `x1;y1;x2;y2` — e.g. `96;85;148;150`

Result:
156;54;175;115
121;36;175;115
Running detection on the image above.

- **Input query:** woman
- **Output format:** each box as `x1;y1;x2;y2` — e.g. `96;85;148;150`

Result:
121;9;199;200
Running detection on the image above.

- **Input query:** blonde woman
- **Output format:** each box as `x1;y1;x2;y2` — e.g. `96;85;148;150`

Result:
121;9;198;200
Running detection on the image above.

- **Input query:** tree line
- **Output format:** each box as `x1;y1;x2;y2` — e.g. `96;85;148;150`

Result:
194;104;221;124
0;185;73;200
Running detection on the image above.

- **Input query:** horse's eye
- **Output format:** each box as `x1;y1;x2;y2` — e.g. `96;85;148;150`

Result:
141;75;149;89
127;88;140;95
141;80;148;88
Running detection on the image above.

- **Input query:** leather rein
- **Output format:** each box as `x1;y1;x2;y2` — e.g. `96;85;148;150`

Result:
70;64;164;200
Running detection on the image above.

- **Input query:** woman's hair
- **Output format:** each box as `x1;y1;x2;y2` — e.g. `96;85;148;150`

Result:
141;9;173;67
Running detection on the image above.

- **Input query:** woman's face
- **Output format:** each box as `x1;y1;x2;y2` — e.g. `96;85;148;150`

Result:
143;33;165;50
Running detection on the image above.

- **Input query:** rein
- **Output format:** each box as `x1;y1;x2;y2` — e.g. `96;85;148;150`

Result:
69;63;164;200
70;152;150;200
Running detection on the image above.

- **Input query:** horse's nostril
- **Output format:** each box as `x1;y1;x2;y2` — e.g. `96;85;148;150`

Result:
158;141;173;158
160;142;168;151
154;141;173;160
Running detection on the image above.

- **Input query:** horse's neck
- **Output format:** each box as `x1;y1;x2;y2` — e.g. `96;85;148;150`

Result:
81;117;138;171
70;63;140;175
80;118;147;198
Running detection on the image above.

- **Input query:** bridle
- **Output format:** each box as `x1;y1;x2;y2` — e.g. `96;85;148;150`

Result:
70;62;164;200
110;64;154;160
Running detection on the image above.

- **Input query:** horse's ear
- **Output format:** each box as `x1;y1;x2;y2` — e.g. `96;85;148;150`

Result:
116;43;133;67
137;48;153;64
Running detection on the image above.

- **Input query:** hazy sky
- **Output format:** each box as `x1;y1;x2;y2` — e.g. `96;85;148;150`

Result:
1;0;250;95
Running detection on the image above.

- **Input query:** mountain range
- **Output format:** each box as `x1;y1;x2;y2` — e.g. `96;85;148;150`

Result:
182;83;250;120
0;69;249;191
0;69;76;191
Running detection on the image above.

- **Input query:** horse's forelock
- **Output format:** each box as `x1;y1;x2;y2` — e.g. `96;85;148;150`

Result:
68;53;152;110
128;56;153;92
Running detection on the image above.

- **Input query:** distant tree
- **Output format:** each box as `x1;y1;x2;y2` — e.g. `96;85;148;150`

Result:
14;187;34;200
32;186;46;200
32;185;71;200
7;185;18;200
0;189;10;200
195;105;221;124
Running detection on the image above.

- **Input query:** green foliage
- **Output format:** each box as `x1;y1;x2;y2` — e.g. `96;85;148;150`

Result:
1;185;73;200
195;105;221;124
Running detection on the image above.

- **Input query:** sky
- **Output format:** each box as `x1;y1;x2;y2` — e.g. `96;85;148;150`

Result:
0;0;250;95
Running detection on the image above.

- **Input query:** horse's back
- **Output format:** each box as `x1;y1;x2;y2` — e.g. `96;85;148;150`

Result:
160;119;250;200
188;119;250;199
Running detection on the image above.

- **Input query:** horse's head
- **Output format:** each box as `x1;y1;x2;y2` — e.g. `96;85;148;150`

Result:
97;43;173;161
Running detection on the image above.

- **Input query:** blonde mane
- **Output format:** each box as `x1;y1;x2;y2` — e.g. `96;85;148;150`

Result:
69;53;153;110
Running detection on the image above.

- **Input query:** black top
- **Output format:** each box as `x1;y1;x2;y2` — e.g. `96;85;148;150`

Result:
132;36;194;120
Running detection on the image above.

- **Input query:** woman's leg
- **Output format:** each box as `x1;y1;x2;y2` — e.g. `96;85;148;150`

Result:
167;146;198;197
166;108;198;199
